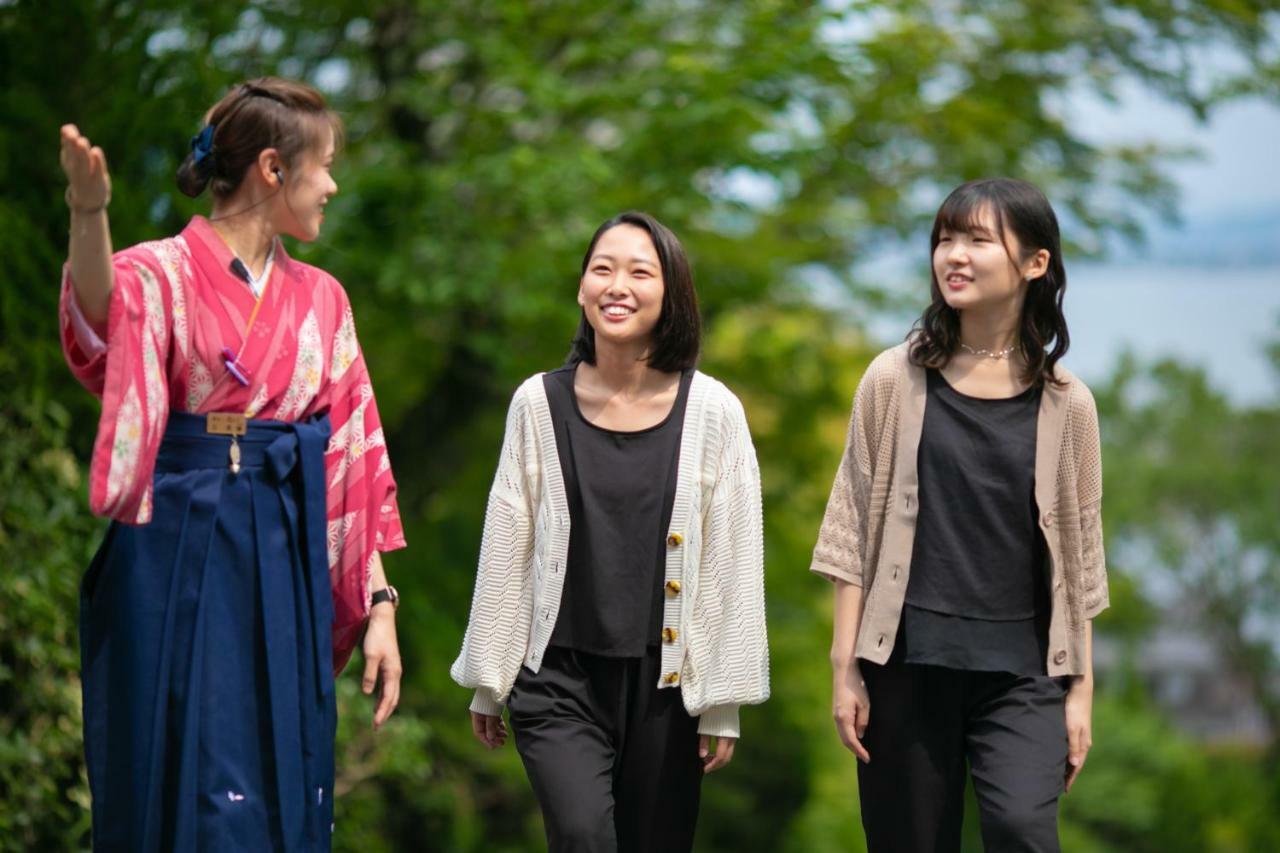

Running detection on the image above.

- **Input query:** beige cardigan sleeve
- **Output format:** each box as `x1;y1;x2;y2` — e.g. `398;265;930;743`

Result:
1072;383;1110;620
810;366;881;587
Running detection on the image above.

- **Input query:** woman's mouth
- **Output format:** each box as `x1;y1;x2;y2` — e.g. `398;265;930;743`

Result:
601;304;635;322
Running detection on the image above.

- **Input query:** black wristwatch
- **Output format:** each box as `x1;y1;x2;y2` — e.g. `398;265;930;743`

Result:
371;585;399;611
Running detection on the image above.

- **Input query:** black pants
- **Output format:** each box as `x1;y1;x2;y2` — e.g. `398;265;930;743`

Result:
857;654;1069;853
508;645;703;853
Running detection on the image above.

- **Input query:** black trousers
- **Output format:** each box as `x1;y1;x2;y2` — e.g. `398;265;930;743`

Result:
857;653;1069;853
507;645;704;853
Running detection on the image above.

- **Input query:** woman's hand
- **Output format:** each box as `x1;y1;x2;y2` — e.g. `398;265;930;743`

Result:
470;712;508;749
833;660;871;763
60;124;112;210
1064;677;1093;792
699;735;736;773
361;605;402;730
59;124;116;322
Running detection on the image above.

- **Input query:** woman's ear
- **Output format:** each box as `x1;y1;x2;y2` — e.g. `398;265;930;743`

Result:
256;147;282;185
1024;248;1050;281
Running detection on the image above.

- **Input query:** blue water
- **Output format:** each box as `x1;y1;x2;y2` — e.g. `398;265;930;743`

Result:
1063;263;1279;404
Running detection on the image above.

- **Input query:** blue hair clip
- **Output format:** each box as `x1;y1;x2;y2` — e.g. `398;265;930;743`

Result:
191;124;216;164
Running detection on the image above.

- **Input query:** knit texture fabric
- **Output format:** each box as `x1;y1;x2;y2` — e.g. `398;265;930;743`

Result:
452;371;770;738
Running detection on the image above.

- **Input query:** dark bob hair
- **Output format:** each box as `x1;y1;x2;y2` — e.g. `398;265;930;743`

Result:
566;211;701;373
176;77;344;199
909;177;1070;387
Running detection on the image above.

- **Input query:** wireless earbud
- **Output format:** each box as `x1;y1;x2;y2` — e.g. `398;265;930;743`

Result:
272;167;285;184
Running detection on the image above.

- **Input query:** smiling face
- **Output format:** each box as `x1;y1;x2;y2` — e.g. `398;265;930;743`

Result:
276;125;338;242
578;223;666;351
931;204;1047;313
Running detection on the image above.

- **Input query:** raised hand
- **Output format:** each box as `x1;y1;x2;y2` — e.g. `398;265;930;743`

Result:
59;124;116;323
60;124;112;211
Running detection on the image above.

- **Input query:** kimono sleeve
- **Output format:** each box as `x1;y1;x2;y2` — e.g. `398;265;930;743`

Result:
59;247;173;524
320;279;407;673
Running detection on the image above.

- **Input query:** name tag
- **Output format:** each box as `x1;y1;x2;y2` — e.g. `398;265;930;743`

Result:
206;413;247;436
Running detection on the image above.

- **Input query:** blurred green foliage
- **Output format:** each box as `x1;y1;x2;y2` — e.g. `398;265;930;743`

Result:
2;0;1278;849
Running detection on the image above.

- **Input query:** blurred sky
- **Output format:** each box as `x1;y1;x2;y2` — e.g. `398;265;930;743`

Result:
1064;86;1279;403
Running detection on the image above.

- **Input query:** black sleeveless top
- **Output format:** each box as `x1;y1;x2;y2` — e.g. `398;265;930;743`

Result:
900;369;1050;674
543;365;693;657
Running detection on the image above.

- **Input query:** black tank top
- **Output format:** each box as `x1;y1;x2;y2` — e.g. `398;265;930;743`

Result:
543;365;693;657
901;369;1050;674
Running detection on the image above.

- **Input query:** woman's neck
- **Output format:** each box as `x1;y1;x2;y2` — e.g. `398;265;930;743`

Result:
958;298;1022;353
589;338;662;396
208;200;276;276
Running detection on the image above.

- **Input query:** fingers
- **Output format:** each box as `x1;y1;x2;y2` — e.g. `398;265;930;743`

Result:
372;659;402;730
59;125;110;193
834;700;871;763
485;714;508;748
91;146;108;179
469;712;508;749
1064;759;1084;793
470;711;488;745
839;712;870;758
59;127;90;176
361;651;380;695
700;735;737;774
1064;725;1090;793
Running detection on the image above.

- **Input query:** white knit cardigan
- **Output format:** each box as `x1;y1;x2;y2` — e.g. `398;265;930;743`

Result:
450;370;770;738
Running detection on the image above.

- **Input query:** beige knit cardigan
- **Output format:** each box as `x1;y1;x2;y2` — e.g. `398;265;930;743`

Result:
451;371;770;738
811;342;1109;676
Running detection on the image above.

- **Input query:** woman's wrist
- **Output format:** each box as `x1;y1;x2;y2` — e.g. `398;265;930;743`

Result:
830;652;860;673
66;185;110;214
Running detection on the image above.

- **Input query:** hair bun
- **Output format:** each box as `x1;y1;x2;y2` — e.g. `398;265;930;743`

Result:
175;152;213;198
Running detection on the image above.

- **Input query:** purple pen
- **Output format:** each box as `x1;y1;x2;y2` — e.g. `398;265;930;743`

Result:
222;347;252;386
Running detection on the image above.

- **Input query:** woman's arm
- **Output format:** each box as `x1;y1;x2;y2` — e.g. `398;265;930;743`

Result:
1064;621;1094;792
60;124;114;324
362;552;402;731
831;579;871;762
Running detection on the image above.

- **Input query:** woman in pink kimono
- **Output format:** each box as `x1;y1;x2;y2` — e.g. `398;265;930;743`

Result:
58;77;405;852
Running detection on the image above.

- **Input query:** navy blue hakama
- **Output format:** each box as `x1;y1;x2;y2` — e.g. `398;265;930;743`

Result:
80;412;337;852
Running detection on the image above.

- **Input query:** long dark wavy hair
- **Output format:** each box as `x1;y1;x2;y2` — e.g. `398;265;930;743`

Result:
908;177;1070;387
566;211;701;372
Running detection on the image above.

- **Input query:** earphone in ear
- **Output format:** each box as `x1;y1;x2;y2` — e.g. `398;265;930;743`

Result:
272;167;285;184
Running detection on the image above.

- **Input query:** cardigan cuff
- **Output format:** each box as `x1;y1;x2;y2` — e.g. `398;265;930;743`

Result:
697;704;740;739
1084;591;1110;621
469;688;505;717
809;559;863;587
